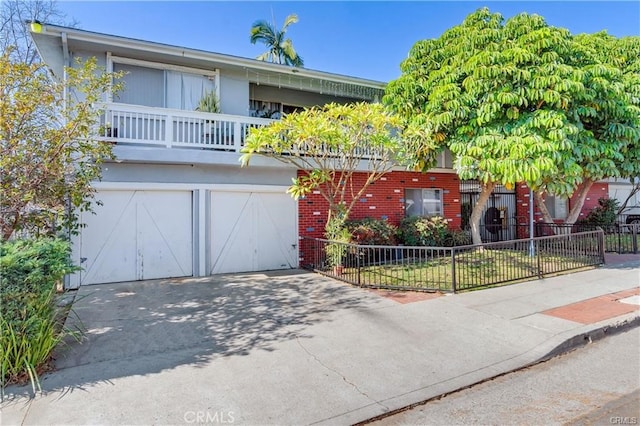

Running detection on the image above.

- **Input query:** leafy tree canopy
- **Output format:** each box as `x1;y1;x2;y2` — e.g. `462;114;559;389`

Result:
386;8;585;186
0;50;122;240
384;8;640;240
250;13;304;67
535;32;640;224
241;102;406;228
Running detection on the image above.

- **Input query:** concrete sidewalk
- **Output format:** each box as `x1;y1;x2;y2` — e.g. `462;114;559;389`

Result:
1;261;639;425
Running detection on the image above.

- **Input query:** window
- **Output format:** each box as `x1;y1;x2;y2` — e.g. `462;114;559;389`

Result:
435;149;454;169
405;189;443;217
114;63;165;107
544;195;568;219
111;57;218;111
249;99;305;118
249;99;282;118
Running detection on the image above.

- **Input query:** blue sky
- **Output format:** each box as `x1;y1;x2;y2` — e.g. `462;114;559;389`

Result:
57;1;640;82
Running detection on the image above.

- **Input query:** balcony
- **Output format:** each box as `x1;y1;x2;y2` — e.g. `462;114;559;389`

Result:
96;102;454;170
97;103;274;153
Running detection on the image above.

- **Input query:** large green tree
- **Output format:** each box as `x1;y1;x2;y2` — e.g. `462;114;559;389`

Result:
385;8;587;244
534;32;640;224
0;50;121;240
250;13;304;67
241;102;407;231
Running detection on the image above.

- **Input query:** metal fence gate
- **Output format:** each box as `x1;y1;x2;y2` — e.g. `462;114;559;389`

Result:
460;180;517;242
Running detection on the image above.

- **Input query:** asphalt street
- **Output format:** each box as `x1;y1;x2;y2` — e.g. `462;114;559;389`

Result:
375;327;640;425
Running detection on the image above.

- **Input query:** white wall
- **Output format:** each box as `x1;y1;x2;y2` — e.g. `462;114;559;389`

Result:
100;162;295;186
219;70;249;115
71;49;107;68
609;181;640;215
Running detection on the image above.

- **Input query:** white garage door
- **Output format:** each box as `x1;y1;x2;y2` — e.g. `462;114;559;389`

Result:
77;190;193;285
210;190;297;274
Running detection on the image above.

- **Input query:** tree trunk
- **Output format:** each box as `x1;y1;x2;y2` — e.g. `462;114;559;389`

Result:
2;227;13;241
616;181;640;215
470;182;496;245
534;190;557;235
534;191;554;225
565;179;593;224
324;202;347;238
1;215;18;241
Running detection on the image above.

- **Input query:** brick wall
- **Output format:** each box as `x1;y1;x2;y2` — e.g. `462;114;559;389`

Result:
515;181;610;230
298;172;609;264
573;182;610;218
298;170;461;264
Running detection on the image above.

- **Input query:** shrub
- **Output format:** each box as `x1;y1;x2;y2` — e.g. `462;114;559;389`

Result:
324;214;351;267
0;238;79;392
449;229;473;246
397;216;451;246
579;197;620;226
345;217;397;245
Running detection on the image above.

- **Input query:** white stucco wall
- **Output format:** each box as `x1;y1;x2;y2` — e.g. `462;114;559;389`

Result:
100;162;295;186
609;180;640;216
71;49;107;68
219;70;249;116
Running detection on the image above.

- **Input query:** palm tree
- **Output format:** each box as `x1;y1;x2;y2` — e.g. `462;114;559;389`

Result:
250;13;304;67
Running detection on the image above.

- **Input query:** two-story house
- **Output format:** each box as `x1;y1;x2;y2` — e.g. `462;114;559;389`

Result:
30;24;610;288
30;23;395;287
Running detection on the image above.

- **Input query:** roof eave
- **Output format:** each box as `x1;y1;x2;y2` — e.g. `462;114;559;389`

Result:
33;23;387;90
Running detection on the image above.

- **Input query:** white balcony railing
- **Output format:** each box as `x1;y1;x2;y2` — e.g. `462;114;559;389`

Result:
97;103;274;152
96;102;455;169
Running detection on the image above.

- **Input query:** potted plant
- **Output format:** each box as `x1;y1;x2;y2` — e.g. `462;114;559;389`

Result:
99;122;117;142
196;90;221;114
196;90;222;144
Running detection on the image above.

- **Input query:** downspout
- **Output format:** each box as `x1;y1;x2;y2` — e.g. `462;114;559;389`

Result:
61;32;73;289
106;51;113;102
62;32;70;111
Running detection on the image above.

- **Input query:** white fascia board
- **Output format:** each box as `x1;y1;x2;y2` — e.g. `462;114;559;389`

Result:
91;182;291;193
36;24;386;90
110;146;297;169
110;145;457;174
110;55;219;77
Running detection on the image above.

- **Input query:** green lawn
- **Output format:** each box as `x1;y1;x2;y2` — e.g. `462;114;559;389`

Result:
346;249;599;292
604;233;640;253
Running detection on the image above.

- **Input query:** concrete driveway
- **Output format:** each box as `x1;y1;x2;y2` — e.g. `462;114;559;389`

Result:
50;269;381;387
4;270;392;424
2;265;639;425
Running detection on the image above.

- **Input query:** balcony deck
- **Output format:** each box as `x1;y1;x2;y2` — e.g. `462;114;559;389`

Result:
98;103;274;153
97;102;454;171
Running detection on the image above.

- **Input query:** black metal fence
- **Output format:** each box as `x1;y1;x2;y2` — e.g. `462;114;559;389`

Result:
617;213;640;226
533;223;639;254
464;217;524;243
300;230;605;293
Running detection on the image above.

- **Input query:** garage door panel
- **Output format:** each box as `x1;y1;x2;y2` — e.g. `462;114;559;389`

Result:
78;190;192;285
210;192;254;274
255;193;297;271
210;192;252;254
257;193;297;238
136;191;193;280
210;190;297;275
79;191;138;285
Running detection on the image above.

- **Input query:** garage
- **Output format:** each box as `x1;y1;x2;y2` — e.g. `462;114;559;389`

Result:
76;190;194;286
210;189;298;274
